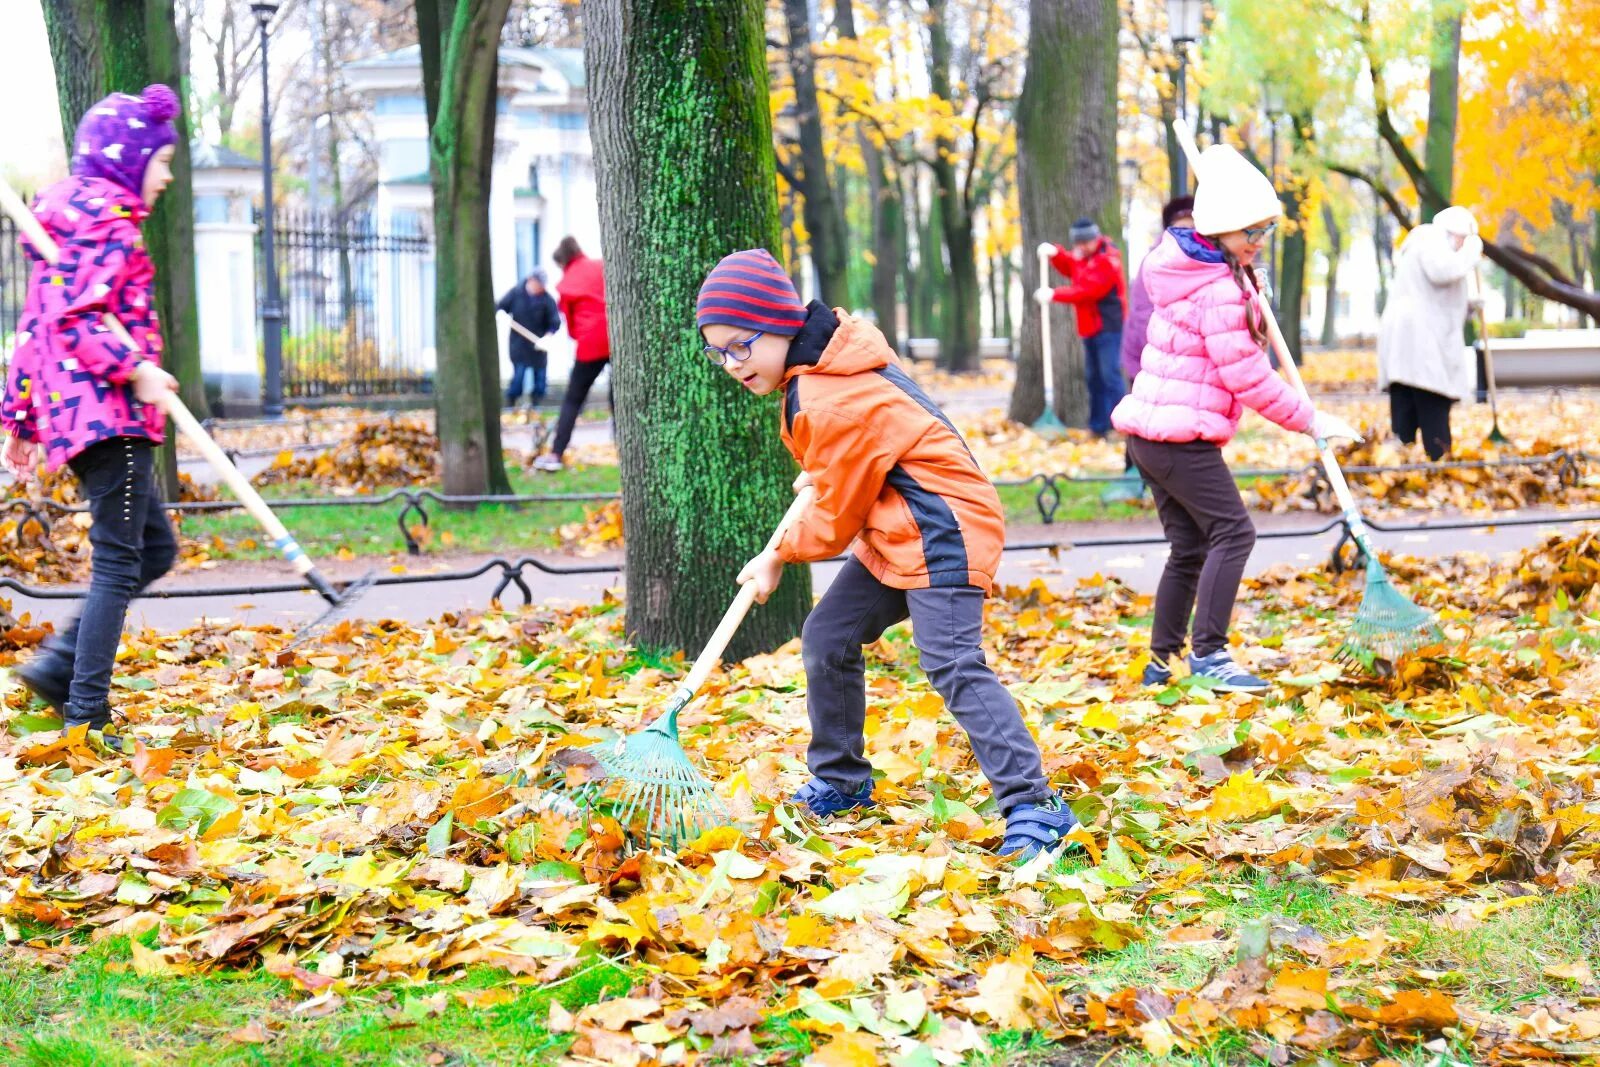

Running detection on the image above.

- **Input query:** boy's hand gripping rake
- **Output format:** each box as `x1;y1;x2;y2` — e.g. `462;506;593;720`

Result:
0;177;371;646
580;486;816;848
1172;122;1443;666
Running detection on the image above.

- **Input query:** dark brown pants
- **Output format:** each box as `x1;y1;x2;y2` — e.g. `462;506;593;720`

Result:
1127;437;1256;660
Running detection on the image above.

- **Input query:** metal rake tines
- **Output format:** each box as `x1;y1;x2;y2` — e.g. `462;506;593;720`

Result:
601;748;730;846
565;735;732;849
1334;561;1443;665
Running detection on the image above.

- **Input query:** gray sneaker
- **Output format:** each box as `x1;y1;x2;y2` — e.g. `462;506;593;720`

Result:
1187;649;1269;693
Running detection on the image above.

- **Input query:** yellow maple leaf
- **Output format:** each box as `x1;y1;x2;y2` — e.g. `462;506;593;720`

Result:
1205;771;1279;822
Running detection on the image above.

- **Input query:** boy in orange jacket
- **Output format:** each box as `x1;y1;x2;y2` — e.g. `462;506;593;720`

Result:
696;249;1077;859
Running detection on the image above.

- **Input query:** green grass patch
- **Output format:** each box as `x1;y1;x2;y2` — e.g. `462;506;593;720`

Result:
0;937;636;1066
181;465;622;561
996;480;1148;527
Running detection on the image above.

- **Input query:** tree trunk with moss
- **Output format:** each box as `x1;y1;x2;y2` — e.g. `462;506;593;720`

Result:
1274;115;1313;362
42;0;209;501
1320;199;1342;346
585;0;811;659
418;0;514;497
1010;0;1117;426
925;0;979;373
836;0;901;353
1424;0;1462;205
781;0;848;308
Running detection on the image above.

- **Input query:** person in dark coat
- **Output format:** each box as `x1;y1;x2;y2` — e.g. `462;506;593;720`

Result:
496;268;561;409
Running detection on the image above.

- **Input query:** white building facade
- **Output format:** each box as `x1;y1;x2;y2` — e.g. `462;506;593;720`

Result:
344;45;603;387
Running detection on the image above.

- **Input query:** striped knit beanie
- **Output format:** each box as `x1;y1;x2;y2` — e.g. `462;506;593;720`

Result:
696;249;807;336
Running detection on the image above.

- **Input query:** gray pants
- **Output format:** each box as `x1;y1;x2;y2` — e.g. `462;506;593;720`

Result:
800;557;1051;814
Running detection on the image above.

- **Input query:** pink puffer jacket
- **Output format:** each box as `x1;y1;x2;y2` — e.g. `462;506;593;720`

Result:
1111;229;1312;444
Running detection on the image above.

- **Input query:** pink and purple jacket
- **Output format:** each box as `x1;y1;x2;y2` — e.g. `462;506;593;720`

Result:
1111;229;1311;445
0;176;166;470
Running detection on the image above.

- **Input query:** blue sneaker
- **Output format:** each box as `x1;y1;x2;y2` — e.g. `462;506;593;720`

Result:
793;777;876;818
1000;794;1080;860
1142;659;1173;688
1188;649;1270;693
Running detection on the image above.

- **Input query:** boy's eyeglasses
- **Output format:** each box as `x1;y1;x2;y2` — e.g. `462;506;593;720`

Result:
702;331;765;367
1243;222;1277;245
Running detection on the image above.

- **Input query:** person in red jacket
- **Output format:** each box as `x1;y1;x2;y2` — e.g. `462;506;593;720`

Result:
1034;219;1128;437
533;236;611;472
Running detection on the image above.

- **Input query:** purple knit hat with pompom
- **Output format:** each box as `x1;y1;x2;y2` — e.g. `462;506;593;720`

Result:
70;84;181;200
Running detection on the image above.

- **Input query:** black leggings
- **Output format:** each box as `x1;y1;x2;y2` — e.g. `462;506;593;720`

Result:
1389;383;1454;461
550;357;612;458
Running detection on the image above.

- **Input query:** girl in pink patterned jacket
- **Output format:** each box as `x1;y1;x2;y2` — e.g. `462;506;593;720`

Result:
1111;145;1358;694
1;85;183;740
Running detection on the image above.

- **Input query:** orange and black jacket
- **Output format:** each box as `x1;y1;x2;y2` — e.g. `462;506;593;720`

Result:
776;303;1006;593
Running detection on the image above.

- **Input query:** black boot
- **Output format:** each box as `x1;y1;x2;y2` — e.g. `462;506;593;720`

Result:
15;650;72;713
63;700;112;732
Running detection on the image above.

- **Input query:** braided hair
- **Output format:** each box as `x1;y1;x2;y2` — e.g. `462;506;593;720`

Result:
1222;247;1270;350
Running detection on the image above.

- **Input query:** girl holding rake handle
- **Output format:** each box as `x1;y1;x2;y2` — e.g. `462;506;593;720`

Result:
1;85;183;745
1112;145;1361;693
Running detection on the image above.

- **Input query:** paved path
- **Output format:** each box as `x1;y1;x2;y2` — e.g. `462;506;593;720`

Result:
9;509;1592;635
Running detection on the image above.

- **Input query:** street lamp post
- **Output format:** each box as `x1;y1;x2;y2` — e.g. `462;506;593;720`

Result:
1262;83;1285;310
1166;0;1204;198
252;0;284;418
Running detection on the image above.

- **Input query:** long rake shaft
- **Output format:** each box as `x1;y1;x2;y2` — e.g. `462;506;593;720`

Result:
1172;121;1441;663
583;486;818;847
0;176;369;638
1032;245;1066;436
1470;264;1509;444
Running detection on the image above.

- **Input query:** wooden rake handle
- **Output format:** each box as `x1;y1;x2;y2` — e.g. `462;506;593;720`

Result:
673;485;817;702
1469;265;1503;422
1170;120;1369;537
1037;245;1054;406
0;175;327;586
504;315;545;348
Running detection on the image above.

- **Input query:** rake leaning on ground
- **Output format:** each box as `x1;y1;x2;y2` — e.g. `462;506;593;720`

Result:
1171;121;1444;666
572;485;818;848
0;176;372;649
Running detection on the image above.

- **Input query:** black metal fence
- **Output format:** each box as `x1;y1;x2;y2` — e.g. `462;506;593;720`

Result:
0;213;31;355
259;209;436;400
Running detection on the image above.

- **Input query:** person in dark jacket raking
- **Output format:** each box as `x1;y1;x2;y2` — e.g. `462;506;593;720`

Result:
496;268;561;410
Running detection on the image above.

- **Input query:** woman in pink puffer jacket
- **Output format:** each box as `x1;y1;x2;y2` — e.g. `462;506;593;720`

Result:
1112;145;1358;694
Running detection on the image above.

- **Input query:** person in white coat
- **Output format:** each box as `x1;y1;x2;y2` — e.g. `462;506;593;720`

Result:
1376;205;1483;460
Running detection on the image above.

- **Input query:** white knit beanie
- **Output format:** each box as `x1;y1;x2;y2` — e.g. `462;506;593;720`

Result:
1190;144;1281;236
1433;205;1478;236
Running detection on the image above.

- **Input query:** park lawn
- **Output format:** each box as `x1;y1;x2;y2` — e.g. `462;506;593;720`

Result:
179;466;624;562
179;469;1157;564
4;879;1591;1065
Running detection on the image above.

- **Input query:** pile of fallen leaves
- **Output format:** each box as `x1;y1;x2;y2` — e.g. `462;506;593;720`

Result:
1;469;222;585
175;408;395;462
559;500;625;556
1247;436;1598;516
1299;348;1378;392
906;356;1016;393
252;420;441;492
2;528;1599;1062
